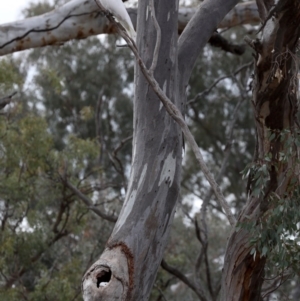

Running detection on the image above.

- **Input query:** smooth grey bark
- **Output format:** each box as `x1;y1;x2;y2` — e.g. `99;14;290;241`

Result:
82;0;241;300
177;0;240;129
220;0;300;300
82;1;181;300
0;1;258;56
178;0;240;87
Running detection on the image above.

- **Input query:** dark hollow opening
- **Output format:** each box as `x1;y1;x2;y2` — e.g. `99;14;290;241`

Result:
96;269;112;288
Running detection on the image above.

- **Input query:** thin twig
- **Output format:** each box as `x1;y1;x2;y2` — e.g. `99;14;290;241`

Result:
187;62;252;105
161;259;209;301
140;68;236;224
0;91;17;110
198;94;245;212
96;93;104;166
194;84;247;291
63;179;117;223
261;272;290;299
110;135;133;191
113;135;133;156
153;283;169;301
93;182;122;192
194;217;205;269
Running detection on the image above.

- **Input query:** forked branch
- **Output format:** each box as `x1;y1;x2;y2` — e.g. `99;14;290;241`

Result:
100;0;236;226
62;177;117;223
0;92;17;110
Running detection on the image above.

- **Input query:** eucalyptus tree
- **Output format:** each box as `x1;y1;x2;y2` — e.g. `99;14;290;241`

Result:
0;1;300;301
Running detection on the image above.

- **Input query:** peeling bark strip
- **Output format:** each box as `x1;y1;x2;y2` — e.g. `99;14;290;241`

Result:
0;1;259;56
221;1;300;300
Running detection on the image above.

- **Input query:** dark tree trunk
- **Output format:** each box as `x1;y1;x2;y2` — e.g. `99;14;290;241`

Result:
220;1;300;300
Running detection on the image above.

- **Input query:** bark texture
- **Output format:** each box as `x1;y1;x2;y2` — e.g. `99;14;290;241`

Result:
82;0;242;300
178;0;240;91
82;1;181;300
221;1;300;300
0;1;258;56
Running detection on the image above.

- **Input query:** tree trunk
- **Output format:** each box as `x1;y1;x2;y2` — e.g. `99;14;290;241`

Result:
81;0;242;300
82;1;182;300
221;1;300;300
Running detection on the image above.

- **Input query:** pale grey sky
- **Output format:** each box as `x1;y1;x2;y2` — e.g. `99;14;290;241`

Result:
1;0;32;24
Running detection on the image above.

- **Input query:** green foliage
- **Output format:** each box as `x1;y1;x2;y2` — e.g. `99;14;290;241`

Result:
0;58;23;93
24;35;133;145
21;0;55;18
248;188;300;272
238;127;300;293
0;6;134;297
0;109;114;300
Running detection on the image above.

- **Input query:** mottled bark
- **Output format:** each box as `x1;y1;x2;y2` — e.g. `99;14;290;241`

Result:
0;1;257;56
82;0;241;300
82;1;181;300
221;1;300;300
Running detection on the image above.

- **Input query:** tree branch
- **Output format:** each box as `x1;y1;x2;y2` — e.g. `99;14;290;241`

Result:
95;93;105;167
108;135;133;191
0;1;259;56
0;92;17;110
177;0;241;88
63;179;117;223
208;33;246;55
112;3;236;226
188;62;252;105
161;259;210;301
